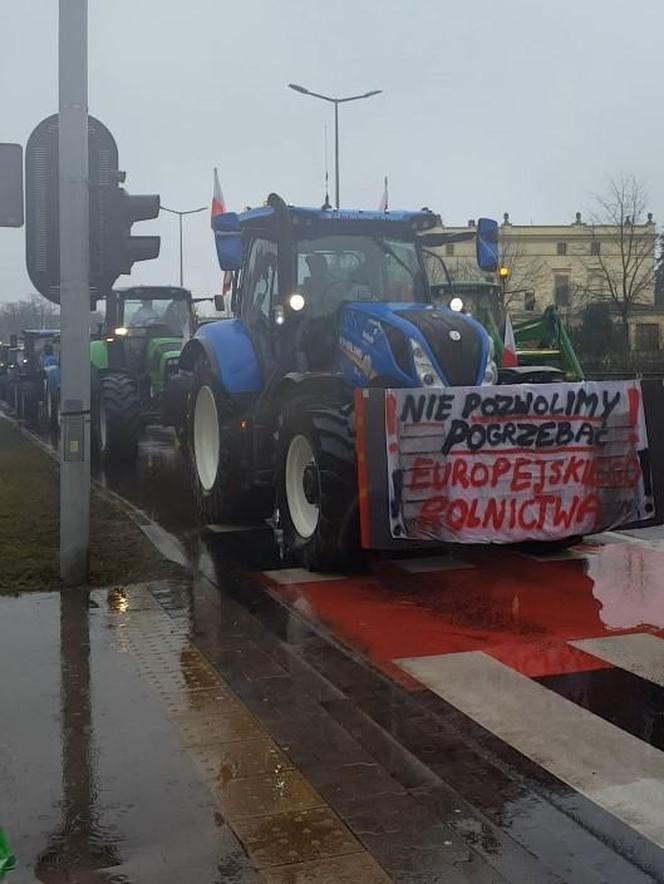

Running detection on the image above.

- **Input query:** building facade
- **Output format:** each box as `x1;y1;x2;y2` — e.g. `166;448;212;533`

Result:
429;212;657;347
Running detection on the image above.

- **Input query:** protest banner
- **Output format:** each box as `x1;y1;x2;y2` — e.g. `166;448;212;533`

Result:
384;382;654;543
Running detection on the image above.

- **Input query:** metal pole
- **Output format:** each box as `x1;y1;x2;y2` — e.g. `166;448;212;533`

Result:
58;0;90;585
334;101;340;210
178;212;183;287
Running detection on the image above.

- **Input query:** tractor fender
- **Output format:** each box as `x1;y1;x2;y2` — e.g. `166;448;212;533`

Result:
273;372;350;408
179;320;261;395
43;363;60;396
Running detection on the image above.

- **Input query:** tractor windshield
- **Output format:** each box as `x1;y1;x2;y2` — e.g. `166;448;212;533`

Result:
123;298;190;336
296;235;427;315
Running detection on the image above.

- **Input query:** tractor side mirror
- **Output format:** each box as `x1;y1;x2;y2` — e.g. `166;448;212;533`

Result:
214;294;225;312
476;218;499;273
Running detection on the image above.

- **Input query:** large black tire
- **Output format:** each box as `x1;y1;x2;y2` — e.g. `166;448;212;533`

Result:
276;393;360;572
187;356;270;524
21;381;39;427
95;373;141;462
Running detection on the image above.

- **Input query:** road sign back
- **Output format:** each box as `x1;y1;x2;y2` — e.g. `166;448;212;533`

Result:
25;114;119;304
0;143;24;228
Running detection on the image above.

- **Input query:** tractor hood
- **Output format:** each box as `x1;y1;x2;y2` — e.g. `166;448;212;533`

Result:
342;301;490;387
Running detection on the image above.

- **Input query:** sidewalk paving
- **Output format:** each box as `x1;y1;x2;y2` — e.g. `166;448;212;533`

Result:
0;423;391;882
1;584;390;883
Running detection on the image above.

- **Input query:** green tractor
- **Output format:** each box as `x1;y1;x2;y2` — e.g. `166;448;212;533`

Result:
89;285;196;459
430;279;584;381
41;285;195;459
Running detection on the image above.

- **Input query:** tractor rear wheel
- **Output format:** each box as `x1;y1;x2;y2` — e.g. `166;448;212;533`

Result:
95;373;140;462
21;381;39;427
188;357;269;525
277;394;360;572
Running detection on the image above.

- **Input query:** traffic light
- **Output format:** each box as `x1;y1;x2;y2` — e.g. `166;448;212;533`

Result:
105;188;160;276
26;113;160;304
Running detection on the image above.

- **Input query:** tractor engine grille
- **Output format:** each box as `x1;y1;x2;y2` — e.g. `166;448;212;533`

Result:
396;309;483;386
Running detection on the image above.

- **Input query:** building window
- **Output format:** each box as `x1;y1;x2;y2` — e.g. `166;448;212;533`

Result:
445;243;455;257
590;241;601;256
556;242;568;256
554;274;570;307
635;323;660;351
524;291;536;311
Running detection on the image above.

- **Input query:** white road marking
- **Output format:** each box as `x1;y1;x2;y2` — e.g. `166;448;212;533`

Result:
205;523;269;534
262;568;343;585
608;528;664;554
570;634;664;689
397;650;664;848
388;555;475;573
518;548;589;562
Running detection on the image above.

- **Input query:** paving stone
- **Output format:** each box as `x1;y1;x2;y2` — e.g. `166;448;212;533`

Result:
204;738;294;785
261;851;393;883
234;806;360;868
306;762;405;818
214;769;323;821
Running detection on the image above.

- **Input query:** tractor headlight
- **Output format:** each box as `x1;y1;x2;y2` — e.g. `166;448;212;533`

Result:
289;293;306;312
114;326;128;336
409;338;443;387
449;297;464;312
483;337;498;386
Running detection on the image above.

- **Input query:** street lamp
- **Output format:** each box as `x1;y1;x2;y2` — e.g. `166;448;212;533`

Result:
160;204;207;287
288;83;382;209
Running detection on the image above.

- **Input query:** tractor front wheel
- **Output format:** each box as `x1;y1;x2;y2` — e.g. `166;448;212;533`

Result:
94;373;140;462
188;358;269;525
277;394;360;573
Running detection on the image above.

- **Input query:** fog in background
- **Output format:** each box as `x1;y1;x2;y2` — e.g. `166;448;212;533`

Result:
0;0;661;301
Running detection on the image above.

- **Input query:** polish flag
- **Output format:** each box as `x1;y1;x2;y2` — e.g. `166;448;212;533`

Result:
211;168;233;296
211;167;226;221
502;310;518;367
378;176;388;213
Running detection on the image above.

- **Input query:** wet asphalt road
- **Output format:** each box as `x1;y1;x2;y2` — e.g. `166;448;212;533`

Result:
9;420;664;882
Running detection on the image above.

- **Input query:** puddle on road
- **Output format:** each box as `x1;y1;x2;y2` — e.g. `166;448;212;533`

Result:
0;590;250;883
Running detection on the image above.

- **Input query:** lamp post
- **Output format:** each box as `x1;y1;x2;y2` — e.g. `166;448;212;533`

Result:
288;83;382;209
160;204;207;287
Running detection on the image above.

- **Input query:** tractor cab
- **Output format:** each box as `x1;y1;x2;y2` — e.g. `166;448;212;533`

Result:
8;330;60;422
97;285;195;405
207;196;500;392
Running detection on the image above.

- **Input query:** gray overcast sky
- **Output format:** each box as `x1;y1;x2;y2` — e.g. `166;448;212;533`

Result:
0;0;661;302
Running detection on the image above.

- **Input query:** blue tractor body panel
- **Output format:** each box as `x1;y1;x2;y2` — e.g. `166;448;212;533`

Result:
337;302;490;389
191;319;262;395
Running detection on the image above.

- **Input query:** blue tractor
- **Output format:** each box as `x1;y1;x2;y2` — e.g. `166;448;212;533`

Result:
174;194;500;571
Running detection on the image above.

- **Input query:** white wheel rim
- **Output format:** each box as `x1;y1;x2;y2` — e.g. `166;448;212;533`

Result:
286;434;319;539
194;385;220;493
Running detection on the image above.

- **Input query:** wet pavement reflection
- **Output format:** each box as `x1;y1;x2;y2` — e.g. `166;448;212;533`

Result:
15;422;664;881
2;589;256;883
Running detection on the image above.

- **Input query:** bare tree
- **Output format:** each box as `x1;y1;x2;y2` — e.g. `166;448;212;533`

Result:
495;231;549;310
423;230;548;312
578;176;657;350
0;295;60;341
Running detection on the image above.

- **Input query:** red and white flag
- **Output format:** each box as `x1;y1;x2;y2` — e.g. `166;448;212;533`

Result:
378;176;388;213
211;167;226;221
211;168;232;296
502;310;518;368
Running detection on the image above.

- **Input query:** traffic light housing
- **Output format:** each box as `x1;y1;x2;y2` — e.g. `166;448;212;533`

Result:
107;188;160;276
